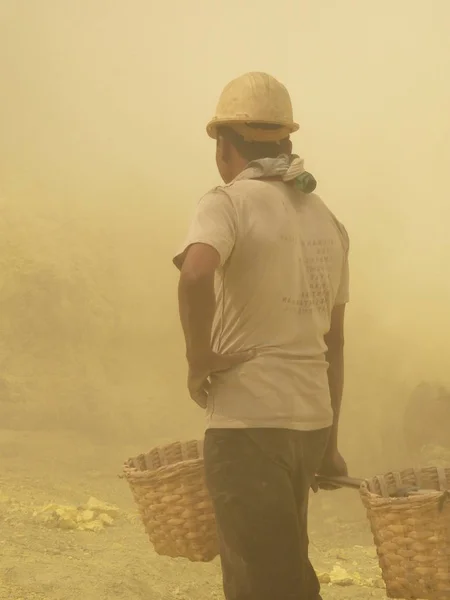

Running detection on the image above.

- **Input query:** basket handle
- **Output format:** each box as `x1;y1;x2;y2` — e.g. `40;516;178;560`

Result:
315;475;363;489
316;474;449;501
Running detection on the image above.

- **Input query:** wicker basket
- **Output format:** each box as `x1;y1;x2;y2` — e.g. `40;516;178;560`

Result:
360;466;450;600
122;439;218;562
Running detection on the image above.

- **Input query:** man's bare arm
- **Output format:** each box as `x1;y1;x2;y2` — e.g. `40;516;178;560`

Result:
178;243;220;365
324;304;346;454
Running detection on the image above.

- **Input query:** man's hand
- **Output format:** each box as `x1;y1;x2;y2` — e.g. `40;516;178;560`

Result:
187;349;254;408
312;448;348;492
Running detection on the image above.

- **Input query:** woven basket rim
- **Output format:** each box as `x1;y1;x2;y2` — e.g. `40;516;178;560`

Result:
122;439;204;479
123;455;203;477
360;465;450;502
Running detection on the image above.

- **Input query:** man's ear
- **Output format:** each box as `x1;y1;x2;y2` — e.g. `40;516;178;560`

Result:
217;136;231;163
285;138;293;155
278;137;292;155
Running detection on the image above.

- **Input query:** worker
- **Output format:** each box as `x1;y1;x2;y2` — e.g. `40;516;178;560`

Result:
174;71;349;600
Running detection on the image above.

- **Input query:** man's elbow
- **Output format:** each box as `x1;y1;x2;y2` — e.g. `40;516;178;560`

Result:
178;266;216;302
179;267;214;289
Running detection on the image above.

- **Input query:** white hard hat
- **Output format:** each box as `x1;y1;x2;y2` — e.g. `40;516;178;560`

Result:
206;72;299;142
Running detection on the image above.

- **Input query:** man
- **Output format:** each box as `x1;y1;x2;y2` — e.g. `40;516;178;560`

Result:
173;72;349;600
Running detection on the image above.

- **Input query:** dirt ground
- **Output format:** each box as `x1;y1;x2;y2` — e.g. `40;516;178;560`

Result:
0;429;387;600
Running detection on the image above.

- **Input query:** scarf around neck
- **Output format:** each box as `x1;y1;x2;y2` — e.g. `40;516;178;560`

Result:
233;154;317;194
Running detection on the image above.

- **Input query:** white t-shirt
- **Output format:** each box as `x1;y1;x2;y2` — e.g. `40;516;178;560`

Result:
174;178;349;431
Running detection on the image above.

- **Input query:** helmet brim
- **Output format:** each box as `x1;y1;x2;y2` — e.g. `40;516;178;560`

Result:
206;119;299;140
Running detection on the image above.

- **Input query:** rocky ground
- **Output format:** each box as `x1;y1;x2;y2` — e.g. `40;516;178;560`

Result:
0;428;396;600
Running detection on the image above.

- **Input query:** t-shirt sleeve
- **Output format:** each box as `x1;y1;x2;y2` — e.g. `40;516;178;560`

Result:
334;225;350;306
173;189;237;270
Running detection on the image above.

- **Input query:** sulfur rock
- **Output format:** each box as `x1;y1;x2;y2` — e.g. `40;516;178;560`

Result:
56;514;77;530
34;496;119;531
82;496;119;518
80;520;104;533
329;565;353;586
317;572;331;584
98;512;114;526
78;509;95;523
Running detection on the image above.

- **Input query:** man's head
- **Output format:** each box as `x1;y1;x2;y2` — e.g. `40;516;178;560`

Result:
207;72;298;183
215;124;293;184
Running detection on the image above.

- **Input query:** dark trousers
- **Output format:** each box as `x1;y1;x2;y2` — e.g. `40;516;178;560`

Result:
204;427;330;600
